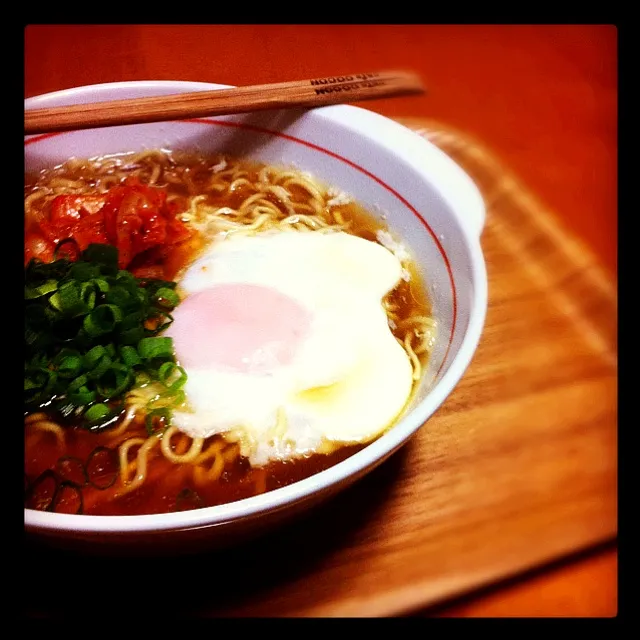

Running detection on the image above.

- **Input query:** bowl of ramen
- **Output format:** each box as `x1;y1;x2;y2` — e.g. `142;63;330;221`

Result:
24;81;487;548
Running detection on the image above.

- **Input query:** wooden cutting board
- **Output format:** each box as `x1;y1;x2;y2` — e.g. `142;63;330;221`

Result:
23;119;617;618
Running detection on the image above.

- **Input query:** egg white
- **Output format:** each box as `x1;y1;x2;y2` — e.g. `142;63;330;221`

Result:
166;230;414;466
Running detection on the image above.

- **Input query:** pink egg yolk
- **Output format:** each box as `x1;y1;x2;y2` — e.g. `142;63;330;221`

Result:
167;283;312;374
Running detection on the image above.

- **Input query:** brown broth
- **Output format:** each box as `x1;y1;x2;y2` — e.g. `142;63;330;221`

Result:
24;150;432;516
24;423;365;516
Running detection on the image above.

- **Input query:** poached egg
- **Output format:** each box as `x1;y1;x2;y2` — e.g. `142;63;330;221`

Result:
164;230;414;466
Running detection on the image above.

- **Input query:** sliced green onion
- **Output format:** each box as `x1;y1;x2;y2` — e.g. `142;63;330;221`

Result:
68;261;101;282
25;279;58;299
115;270;137;287
120;345;142;368
88;355;113;381
67;374;97;405
121;310;144;329
92;278;110;293
79;281;97;310
134;371;152;386
67;373;90;392
24;368;57;404
83;346;113;380
145;407;171;435
67;388;96;405
83;345;108;369
24;377;43;392
49;281;91;317
119;327;145;345
138;336;174;360
158;362;187;391
25;243;187;422
85;447;119;490
25;303;48;326
84;403;110;421
56;352;83;379
55;456;88;488
82;243;118;273
52;482;84;515
105;287;134;309
83;304;122;337
153;287;180;308
96;364;132;399
25;470;58;512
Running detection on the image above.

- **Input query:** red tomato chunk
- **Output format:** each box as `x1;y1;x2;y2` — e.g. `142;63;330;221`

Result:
24;178;193;273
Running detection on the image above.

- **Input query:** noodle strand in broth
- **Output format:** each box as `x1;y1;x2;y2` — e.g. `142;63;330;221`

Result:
24;149;437;516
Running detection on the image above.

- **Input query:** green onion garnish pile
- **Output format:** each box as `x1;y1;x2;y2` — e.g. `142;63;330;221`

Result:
24;243;186;429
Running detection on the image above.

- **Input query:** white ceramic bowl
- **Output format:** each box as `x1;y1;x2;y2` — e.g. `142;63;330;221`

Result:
24;81;487;549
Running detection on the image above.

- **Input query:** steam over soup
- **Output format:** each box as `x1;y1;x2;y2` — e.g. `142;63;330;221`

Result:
24;150;437;516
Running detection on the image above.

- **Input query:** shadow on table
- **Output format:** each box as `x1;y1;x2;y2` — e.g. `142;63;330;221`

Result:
22;443;410;617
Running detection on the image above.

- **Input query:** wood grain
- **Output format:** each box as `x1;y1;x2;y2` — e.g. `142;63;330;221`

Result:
430;544;617;617
24;25;617;274
22;121;617;618
24;70;424;134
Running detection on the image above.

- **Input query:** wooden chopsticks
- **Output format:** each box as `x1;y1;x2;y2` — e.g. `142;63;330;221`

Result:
24;70;425;135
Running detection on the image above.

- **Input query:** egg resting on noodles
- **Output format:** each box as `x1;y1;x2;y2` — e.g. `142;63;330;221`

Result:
164;229;414;466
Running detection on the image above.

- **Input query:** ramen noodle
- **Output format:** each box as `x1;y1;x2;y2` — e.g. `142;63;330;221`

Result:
24;149;437;516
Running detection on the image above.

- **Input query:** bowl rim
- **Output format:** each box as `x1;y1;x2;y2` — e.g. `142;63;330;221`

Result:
24;80;488;534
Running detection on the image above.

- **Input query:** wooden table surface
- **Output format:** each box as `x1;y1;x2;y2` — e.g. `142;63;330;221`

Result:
23;24;618;618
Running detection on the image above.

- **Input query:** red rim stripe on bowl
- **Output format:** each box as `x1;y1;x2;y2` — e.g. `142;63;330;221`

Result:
25;120;458;378
24;132;63;146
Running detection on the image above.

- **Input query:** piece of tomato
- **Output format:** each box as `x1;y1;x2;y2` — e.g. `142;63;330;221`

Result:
26;177;192;270
165;218;192;245
162;233;205;280
131;264;166;279
101;190;126;243
25;232;55;265
50;194;106;223
115;215;144;269
134;211;167;255
124;176;167;208
70;212;109;251
38;219;71;246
